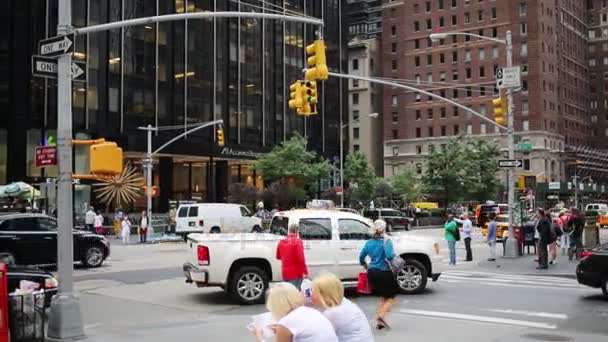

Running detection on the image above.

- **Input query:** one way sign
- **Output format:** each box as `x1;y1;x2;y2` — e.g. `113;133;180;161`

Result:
32;55;86;82
498;159;523;168
39;34;74;57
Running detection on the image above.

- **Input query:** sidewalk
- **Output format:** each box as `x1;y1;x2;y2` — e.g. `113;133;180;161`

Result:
477;250;578;278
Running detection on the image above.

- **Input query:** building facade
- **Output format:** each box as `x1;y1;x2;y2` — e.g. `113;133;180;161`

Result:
380;0;592;187
588;0;608;148
0;0;345;212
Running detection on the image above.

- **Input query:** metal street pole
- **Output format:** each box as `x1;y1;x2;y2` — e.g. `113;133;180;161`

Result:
503;30;519;258
47;0;85;340
340;124;344;208
146;125;153;238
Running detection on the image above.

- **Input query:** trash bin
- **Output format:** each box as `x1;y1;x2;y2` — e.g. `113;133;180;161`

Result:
8;290;46;342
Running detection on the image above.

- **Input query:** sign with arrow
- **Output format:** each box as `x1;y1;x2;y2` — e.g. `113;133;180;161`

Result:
39;33;74;57
498;159;523;168
32;55;86;82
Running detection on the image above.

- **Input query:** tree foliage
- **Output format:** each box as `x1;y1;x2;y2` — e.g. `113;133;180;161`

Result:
343;152;377;203
423;138;500;206
390;169;427;202
227;183;259;207
254;133;333;183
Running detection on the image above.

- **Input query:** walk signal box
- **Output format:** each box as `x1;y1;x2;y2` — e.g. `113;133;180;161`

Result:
90;142;123;175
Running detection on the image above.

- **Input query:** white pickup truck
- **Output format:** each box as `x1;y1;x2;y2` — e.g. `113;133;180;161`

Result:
183;209;443;304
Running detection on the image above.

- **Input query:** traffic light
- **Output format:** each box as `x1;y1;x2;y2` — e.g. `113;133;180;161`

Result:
288;81;303;109
90;142;123;175
492;96;508;125
143;186;159;198
297;81;318;116
216;125;225;147
517;176;525;190
305;39;328;81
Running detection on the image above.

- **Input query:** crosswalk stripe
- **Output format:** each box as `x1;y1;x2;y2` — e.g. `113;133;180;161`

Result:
485;309;567;320
441;274;581;288
397;309;557;330
443;270;578;284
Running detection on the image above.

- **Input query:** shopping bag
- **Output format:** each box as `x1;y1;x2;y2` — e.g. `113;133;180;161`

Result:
300;279;313;304
357;272;371;294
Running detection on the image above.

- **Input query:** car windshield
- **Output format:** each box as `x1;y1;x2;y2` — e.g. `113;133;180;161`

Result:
481;206;499;214
496;216;509;223
270;216;289;236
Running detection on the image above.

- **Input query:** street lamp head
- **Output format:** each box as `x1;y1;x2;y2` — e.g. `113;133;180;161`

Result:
429;33;447;42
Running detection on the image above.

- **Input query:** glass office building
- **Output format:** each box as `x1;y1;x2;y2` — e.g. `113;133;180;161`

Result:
0;0;345;212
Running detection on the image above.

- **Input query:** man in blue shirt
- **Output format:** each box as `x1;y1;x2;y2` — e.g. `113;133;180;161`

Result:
487;213;497;261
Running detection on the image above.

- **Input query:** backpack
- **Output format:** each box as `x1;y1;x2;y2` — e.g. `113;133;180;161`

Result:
453;225;461;241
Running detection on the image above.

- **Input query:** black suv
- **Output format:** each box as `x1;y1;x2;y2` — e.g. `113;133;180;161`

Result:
0;214;110;268
362;208;414;231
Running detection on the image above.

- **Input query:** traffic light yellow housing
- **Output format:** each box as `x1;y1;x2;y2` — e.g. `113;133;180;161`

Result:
492;96;508;125
305;40;328;81
90;142;123;175
298;81;318;116
288;81;303;109
216;126;225;147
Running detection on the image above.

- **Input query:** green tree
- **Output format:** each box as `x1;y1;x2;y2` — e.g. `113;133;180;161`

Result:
343;152;377;203
390;168;427;203
463;140;500;202
254;133;333;183
422;140;468;206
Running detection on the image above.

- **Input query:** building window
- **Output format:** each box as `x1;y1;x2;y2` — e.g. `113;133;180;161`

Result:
352;79;359;87
427;108;434;119
523;159;530;171
416;145;422;154
440;72;446;81
465;12;470;23
427;55;433;65
520;43;528;57
453;70;459;80
454;125;460;135
466;68;472;79
466;124;473;134
590;59;597;67
416;164;422;175
392;60;398;70
392;129;398;139
352;93;359;105
414;21;420;32
523;120;529;131
478;10;484;21
520;2;527;15
522;100;529;113
480;123;486;134
452;15;457;26
392;147;399;156
479;66;485;77
492;27;498;37
465;49;472;62
479;48;485;60
415;39;420;49
426;19;432;30
452;51;458;62
392;25;397;35
520;23;527;35
439;0;445;10
441;107;446;118
439;16;445;27
452;0;457;7
352;110;359;120
441;126;447;136
391;95;398;106
454;107;459;117
416;127;421;137
353;127;360;139
440;53;445;63
416;110;421;120
352;59;359;70
391;43;397;53
492;46;499;58
491;7;497;19
415;56;420;67
354;145;360;151
428;127;434;137
426;1;431;11
392;111;399;123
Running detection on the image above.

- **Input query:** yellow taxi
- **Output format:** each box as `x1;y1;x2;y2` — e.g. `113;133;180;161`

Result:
482;214;510;239
597;214;608;229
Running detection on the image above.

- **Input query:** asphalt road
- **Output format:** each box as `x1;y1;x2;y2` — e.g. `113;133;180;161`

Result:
71;232;608;342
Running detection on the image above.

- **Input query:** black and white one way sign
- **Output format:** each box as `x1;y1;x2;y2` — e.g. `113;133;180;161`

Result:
39;34;74;57
32;55;86;82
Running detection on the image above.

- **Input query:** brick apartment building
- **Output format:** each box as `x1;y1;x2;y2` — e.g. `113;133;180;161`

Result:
380;0;591;187
588;0;608;148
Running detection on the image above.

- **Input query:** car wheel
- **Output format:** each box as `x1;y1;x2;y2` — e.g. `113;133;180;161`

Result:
251;225;263;233
210;227;221;234
82;245;104;268
229;266;268;305
0;253;16;265
396;259;428;294
602;277;607;297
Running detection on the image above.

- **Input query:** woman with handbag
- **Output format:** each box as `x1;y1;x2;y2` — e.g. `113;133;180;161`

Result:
358;220;399;330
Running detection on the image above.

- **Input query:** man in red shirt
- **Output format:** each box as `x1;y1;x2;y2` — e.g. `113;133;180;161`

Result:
276;224;308;289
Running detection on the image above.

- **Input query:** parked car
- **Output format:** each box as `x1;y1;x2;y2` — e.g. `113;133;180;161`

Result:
0;214;110;268
362;208;413;231
6;265;58;307
183;209;443;304
576;244;608;296
175;203;263;237
585;203;608;215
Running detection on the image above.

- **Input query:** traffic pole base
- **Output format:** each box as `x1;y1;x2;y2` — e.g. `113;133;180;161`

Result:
503;238;520;258
46;294;85;341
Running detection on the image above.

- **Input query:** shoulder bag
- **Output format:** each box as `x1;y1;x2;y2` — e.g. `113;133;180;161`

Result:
383;239;406;275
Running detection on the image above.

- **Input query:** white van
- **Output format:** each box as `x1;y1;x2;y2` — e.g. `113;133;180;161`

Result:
585;203;608;215
175;203;263;236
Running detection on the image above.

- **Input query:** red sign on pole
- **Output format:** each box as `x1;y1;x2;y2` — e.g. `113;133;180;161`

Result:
35;146;57;167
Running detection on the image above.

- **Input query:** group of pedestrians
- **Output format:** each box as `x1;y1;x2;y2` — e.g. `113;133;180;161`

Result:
535;207;585;269
266;219;401;341
86;207;150;245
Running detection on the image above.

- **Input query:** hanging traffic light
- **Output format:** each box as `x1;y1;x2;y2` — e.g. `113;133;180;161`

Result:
492;96;508;125
216;125;225;147
90;142;123;176
299;81;318;116
305;40;328;81
288;81;303;109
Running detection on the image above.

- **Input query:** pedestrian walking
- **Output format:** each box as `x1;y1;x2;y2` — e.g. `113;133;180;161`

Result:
121;215;131;245
454;213;473;261
94;211;104;235
252;282;338;342
276;224;308;290
113;208;123;238
549;213;562;265
139;210;149;244
85;207;96;232
312;272;374;342
567;207;585;261
559;212;570;256
487;213;497;261
535;209;552;269
358;220;398;330
444;214;459;265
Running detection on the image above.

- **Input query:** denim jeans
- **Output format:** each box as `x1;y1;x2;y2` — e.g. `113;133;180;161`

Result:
286;278;303;290
447;240;457;265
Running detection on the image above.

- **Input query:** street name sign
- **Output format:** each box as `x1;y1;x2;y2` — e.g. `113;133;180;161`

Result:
516;143;533;151
496;66;521;89
35;146;57;167
39;34;74;57
32;56;86;82
498;159;523;168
